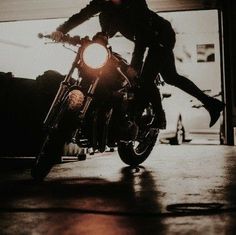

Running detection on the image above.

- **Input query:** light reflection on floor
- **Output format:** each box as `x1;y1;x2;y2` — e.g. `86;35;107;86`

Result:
0;145;236;234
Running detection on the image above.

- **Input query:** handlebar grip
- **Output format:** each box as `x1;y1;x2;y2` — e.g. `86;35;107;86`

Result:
38;33;43;39
37;33;81;45
38;33;51;39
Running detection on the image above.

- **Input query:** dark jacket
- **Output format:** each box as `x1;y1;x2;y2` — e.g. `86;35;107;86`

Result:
57;0;175;72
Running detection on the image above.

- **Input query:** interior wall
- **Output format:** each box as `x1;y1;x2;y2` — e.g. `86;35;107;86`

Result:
0;0;219;22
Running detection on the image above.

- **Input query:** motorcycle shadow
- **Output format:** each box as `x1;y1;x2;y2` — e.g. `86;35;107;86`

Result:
0;166;162;216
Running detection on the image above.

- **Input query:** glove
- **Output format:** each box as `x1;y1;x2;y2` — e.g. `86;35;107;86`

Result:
92;32;108;45
51;31;64;42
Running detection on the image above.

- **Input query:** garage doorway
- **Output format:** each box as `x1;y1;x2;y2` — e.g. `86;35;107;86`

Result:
0;9;224;153
158;10;224;145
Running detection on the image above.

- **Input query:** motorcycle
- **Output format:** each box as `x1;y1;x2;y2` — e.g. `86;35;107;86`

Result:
31;32;159;181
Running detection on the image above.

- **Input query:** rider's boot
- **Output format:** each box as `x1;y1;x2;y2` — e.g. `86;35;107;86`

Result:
204;97;225;127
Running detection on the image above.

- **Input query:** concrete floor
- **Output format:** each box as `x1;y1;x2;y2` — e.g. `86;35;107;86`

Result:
0;144;236;234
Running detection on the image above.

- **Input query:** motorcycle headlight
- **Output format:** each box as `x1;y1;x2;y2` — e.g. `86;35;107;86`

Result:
82;43;109;69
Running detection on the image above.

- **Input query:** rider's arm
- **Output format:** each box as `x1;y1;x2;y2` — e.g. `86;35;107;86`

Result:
130;37;146;74
56;0;105;34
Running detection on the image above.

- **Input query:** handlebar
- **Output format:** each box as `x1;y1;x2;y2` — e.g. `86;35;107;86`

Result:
38;32;109;47
38;33;82;46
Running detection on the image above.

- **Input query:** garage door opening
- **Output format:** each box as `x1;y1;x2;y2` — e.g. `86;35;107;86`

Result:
0;9;224;156
158;10;224;145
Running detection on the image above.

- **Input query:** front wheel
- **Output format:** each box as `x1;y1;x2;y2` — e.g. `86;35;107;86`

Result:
31;130;66;182
31;107;76;182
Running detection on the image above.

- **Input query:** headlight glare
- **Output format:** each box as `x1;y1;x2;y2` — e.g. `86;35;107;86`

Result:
82;43;109;69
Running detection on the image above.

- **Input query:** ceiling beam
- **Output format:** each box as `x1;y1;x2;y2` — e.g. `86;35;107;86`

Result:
0;0;219;22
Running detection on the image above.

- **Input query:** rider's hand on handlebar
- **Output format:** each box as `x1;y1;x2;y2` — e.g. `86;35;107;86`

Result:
92;32;108;46
51;31;64;42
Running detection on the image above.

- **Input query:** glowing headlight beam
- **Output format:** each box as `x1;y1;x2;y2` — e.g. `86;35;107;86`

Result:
82;43;109;69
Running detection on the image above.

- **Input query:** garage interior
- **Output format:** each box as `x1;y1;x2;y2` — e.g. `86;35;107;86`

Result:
1;0;236;234
0;0;236;147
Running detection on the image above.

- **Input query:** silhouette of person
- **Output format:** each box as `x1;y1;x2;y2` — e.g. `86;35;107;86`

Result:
51;0;224;128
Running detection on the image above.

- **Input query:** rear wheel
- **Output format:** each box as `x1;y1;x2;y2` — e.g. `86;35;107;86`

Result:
118;103;159;166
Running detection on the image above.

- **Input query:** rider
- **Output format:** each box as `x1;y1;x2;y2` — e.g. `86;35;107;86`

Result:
51;0;225;129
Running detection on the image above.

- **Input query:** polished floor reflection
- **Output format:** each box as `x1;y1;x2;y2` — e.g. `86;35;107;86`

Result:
0;145;236;234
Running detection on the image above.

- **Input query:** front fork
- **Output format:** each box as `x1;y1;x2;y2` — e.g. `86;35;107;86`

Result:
43;63;77;130
71;76;100;144
44;59;101;130
78;77;100;119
